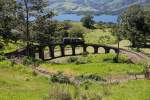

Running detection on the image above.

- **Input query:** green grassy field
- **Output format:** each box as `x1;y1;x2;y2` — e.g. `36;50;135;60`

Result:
0;61;50;100
0;60;150;100
0;22;150;100
41;63;143;77
105;80;150;100
41;54;143;77
85;29;116;45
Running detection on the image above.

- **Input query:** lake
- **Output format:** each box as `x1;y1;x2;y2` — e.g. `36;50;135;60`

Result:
53;14;118;23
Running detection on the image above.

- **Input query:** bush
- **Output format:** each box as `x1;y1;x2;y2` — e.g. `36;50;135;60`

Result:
46;85;72;100
51;72;71;84
0;61;11;68
75;57;90;64
67;56;91;64
67;57;78;63
22;56;42;66
76;74;106;82
0;55;6;61
22;56;34;65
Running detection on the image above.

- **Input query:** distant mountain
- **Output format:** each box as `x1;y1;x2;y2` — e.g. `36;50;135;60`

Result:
45;0;150;15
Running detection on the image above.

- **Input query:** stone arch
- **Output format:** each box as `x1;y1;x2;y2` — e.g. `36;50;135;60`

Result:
109;49;116;54
65;45;73;55
98;47;105;54
54;45;61;57
86;46;94;54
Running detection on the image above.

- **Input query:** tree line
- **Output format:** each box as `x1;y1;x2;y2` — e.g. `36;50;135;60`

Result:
0;0;85;48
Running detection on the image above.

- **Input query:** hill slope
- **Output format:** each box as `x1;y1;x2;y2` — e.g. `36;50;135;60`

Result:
46;0;150;15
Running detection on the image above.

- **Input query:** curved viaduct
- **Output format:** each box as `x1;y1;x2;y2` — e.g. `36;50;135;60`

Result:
5;43;120;60
21;43;119;60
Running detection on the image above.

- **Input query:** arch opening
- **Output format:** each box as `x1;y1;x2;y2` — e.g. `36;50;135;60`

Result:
54;45;61;57
65;45;73;55
75;45;83;55
86;46;94;54
44;46;50;59
98;47;105;54
109;49;116;54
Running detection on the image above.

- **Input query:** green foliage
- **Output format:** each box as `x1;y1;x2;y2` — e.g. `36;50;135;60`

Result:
46;85;72;100
81;15;95;29
67;57;78;63
118;4;150;47
22;56;42;66
85;29;117;44
67;56;90;64
0;60;149;100
76;74;106;82
51;72;71;84
0;55;6;61
0;0;21;43
68;26;85;39
42;61;143;77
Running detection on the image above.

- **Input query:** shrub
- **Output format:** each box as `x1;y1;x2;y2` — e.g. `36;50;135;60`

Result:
46;85;72;100
22;56;42;66
0;61;11;68
0;55;6;61
76;74;106;82
75;57;90;64
22;56;34;65
141;62;150;79
80;92;103;100
67;56;90;64
67;57;78;63
88;93;103;100
51;72;71;84
102;84;111;96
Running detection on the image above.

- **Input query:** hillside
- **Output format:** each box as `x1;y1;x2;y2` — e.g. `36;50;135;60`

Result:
46;0;150;15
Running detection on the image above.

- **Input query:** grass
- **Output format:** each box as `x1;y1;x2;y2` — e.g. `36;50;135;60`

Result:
0;41;25;54
113;40;150;56
46;80;150;100
0;22;149;99
0;61;50;100
69;21;117;45
41;63;143;77
106;80;150;100
85;29;116;45
0;58;149;100
41;54;143;77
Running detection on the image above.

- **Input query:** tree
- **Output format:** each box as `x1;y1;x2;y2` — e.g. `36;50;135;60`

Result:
33;12;66;44
81;15;95;29
118;5;150;47
0;0;21;44
112;25;124;63
16;0;48;56
68;26;85;39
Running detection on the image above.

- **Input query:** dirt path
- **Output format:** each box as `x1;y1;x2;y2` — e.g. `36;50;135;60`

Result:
120;49;150;63
34;67;146;84
33;48;150;83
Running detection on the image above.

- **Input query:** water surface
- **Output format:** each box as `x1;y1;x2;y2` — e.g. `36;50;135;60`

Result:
53;14;118;23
